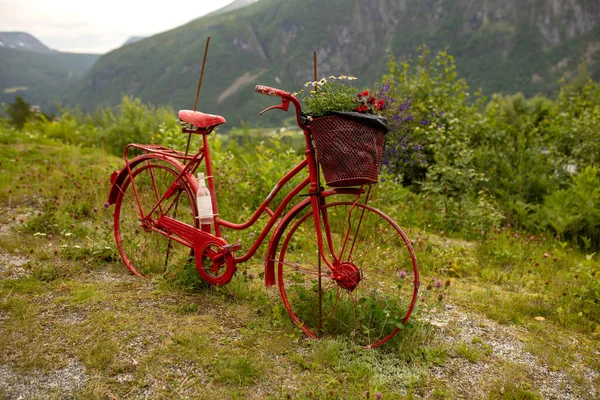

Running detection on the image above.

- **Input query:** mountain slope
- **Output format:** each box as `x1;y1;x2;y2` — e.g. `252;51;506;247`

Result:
67;0;600;127
0;32;52;53
0;44;100;113
210;0;262;15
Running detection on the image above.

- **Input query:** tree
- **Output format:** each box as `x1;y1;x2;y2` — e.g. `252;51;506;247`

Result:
5;96;31;130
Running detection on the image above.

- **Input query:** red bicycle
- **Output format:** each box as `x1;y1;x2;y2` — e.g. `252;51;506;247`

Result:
106;85;419;348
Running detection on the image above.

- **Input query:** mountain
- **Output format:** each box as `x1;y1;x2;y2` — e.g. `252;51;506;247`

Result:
0;32;100;113
211;0;262;15
122;36;146;47
65;0;600;127
0;32;52;54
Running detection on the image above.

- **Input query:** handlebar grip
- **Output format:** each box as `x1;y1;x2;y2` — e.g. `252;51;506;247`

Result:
255;85;292;99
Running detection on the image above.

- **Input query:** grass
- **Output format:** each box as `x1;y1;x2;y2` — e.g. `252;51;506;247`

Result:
0;130;598;398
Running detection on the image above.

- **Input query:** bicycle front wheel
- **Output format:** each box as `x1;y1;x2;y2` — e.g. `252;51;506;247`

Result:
277;201;419;348
114;159;197;276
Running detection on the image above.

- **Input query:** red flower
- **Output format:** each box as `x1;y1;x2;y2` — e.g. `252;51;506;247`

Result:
355;105;362;111
360;105;368;112
368;96;376;104
362;90;369;97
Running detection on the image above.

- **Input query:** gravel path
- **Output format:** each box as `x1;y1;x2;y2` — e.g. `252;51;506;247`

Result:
426;304;598;399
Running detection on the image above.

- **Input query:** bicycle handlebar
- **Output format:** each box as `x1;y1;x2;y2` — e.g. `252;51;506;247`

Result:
254;85;304;124
255;85;292;99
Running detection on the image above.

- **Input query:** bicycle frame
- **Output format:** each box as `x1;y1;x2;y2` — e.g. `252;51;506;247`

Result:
109;87;366;286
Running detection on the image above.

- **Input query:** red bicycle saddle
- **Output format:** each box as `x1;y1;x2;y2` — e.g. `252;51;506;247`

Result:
178;110;226;129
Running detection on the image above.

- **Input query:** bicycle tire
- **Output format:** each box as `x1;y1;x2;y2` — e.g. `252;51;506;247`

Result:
114;159;197;276
277;200;419;348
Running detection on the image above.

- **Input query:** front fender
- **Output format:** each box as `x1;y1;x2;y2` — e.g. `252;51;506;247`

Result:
106;154;195;207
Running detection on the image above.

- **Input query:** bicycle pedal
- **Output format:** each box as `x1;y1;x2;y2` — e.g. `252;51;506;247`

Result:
218;243;242;253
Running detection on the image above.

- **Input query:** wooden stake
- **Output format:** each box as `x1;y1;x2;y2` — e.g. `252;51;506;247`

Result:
313;51;318;92
194;37;211;112
167;36;210;267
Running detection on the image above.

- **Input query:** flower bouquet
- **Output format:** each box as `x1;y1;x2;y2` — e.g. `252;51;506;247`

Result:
297;75;426;187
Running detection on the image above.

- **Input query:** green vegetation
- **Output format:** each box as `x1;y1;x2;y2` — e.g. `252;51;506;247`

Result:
0;47;99;114
4;96;31;130
1;45;599;397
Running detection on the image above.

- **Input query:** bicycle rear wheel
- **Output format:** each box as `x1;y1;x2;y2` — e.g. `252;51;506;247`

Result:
114;159;197;276
277;200;419;348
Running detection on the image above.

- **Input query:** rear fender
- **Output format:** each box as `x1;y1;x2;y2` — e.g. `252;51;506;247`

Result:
106;154;196;207
263;187;363;287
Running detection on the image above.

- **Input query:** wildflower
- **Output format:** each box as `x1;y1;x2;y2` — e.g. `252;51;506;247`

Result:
304;81;312;87
348;76;357;80
338;75;347;79
328;75;336;80
318;78;327;85
399;271;407;279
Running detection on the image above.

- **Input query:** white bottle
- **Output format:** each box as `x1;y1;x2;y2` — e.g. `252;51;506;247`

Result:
196;172;213;224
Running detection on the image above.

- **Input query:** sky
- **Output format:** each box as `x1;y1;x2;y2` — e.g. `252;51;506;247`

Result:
0;0;236;54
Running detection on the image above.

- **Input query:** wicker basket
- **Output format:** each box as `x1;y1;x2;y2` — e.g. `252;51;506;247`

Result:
309;114;386;187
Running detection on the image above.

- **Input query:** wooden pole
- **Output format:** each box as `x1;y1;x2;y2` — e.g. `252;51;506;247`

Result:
313;51;318;92
313;50;323;334
194;37;211;112
166;36;210;267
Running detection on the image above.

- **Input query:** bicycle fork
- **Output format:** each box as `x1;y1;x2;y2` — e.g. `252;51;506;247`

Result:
309;188;367;332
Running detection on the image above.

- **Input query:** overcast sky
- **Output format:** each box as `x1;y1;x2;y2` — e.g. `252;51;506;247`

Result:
0;0;235;54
